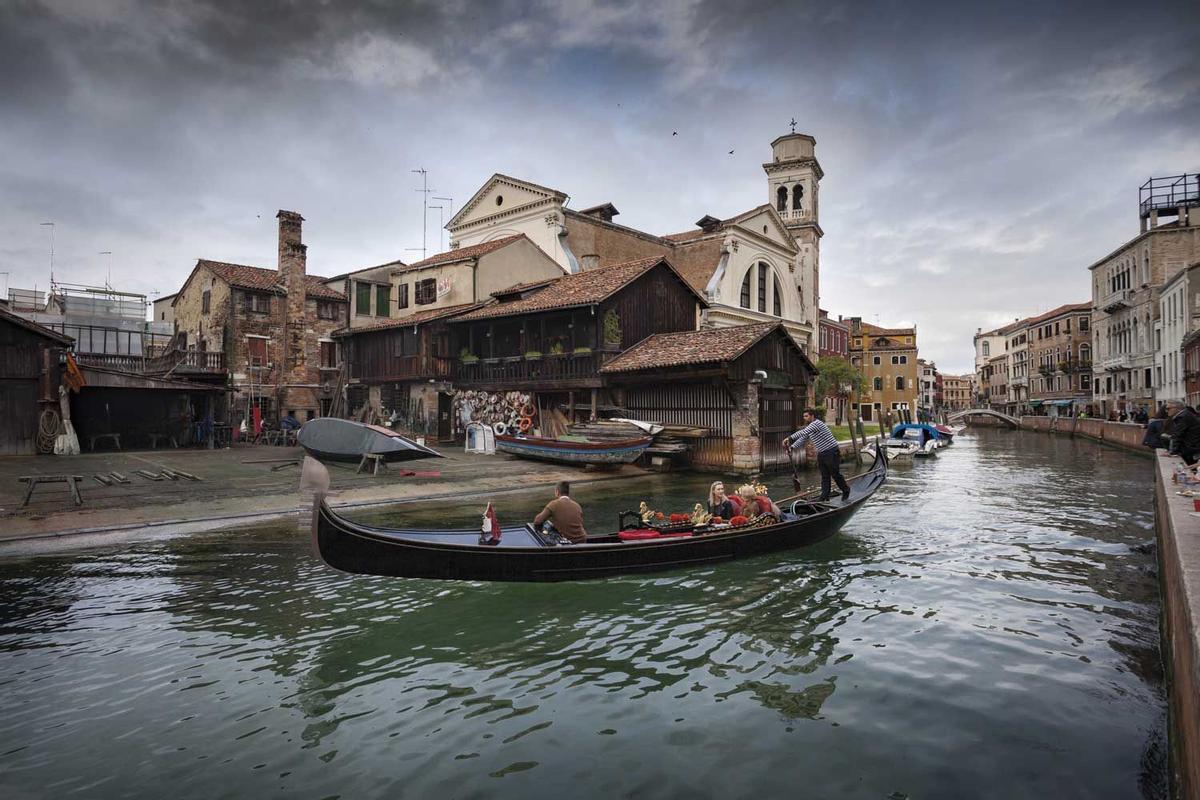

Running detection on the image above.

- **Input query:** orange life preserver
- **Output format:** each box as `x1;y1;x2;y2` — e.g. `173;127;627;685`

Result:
518;416;533;432
521;403;536;417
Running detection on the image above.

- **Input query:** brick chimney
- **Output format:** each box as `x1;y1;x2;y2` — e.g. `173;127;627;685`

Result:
276;210;308;385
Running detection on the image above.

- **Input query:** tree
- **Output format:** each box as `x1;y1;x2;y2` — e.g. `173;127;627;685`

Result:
814;356;867;424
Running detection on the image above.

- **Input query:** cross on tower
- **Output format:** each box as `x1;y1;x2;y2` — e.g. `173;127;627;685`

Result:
789;117;797;134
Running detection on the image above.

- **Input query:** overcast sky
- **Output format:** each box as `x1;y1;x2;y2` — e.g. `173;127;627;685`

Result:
2;0;1198;373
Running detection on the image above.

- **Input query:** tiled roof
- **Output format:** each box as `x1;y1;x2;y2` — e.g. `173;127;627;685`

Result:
491;277;559;298
391;234;530;274
667;238;724;293
1022;302;1091;327
860;322;915;336
333;303;481;337
600;322;782;373
200;260;347;301
454;256;699;321
0;306;75;345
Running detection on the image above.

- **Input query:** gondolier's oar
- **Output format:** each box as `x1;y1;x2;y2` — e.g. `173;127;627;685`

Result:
785;441;804;493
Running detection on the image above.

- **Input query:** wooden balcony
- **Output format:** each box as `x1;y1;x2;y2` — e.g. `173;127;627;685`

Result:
455;351;611;390
348;354;453;383
75;349;227;376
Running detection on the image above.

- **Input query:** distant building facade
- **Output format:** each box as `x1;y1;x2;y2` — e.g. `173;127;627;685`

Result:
1027;302;1092;415
847;319;918;423
942;375;972;410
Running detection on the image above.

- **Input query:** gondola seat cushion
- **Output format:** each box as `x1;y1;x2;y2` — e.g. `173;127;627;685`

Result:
618;529;693;541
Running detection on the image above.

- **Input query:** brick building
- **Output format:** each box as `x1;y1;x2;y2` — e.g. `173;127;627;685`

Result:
941;375;972;410
172;211;348;430
1027;302;1092;416
846;319;919;424
817;309;850;421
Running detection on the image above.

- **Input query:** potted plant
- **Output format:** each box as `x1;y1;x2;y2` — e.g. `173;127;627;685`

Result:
459;347;478;365
549;341;565;356
573;345;592;355
524;350;543;361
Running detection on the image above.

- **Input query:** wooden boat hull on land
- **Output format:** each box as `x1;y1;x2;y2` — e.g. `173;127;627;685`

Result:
494;434;652;466
297;417;444;463
311;450;888;582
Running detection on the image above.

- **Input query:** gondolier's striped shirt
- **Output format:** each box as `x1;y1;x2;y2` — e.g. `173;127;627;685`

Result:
786;420;839;454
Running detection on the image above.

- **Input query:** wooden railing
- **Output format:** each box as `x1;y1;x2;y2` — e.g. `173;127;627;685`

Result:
456;351;609;386
76;349;226;375
349;355;452;382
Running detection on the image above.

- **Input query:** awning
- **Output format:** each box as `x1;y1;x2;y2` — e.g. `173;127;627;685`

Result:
1052;399;1075;407
1029;400;1043;407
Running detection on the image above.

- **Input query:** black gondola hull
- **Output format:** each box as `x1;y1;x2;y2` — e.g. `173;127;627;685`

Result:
312;450;886;582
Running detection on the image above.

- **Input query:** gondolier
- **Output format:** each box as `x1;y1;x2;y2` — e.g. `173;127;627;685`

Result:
783;409;851;502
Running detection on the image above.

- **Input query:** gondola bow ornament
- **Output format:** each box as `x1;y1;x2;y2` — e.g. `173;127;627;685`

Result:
480;502;501;546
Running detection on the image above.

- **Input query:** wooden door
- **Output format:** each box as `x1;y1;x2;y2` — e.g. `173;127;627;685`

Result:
437;392;453;442
759;388;798;470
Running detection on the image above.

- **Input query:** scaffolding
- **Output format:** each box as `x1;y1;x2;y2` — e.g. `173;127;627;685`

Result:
1139;173;1200;219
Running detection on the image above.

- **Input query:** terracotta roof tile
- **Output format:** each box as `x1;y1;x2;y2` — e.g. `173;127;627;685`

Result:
389;234;530;274
332;303;481;337
454;256;697;322
600;322;782;373
1021;302;1091;327
200;259;346;301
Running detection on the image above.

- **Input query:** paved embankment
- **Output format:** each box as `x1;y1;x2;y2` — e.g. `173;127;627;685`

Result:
1154;454;1200;799
0;446;645;543
1020;415;1147;454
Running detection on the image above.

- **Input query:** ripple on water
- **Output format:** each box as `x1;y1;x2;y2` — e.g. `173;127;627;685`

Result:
0;429;1166;798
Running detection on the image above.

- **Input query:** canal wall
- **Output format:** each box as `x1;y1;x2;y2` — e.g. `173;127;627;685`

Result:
1154;455;1200;800
1018;416;1149;455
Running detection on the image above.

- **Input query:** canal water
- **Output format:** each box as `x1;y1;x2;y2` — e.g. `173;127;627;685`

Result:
0;428;1166;799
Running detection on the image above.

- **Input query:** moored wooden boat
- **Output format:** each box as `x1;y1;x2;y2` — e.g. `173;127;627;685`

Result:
494;433;652;465
311;449;887;582
297;417;444;463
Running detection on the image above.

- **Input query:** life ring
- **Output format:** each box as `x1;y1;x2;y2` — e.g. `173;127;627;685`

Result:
493;421;508;436
518;416;533;432
520;403;536;418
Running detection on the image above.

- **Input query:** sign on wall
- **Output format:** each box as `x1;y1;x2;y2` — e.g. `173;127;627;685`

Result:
436;276;453;299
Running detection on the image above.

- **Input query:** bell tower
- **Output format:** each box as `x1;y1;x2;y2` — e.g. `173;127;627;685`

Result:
764;124;823;326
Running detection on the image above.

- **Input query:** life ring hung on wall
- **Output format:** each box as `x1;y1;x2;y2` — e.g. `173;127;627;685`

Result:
518;416;533;432
520;403;536;418
493;421;509;436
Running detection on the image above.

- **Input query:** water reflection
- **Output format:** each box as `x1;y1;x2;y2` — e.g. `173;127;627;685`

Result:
0;428;1166;799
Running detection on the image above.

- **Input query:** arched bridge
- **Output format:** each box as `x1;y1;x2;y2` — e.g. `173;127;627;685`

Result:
946;408;1020;427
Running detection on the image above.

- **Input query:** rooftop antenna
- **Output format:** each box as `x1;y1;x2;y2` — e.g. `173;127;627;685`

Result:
433;195;453;249
411;168;435;261
39;221;55;286
99;251;113;290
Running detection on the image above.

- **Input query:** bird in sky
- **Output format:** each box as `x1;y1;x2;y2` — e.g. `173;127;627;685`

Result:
672;131;678;136
728;149;735;155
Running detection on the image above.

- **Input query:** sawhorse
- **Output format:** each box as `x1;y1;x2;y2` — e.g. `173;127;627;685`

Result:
18;475;83;507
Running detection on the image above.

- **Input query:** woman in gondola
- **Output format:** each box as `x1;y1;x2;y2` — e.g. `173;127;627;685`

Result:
737;484;782;519
708;481;736;520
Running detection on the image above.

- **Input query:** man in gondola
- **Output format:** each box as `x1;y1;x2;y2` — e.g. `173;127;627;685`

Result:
783;408;851;503
534;481;588;543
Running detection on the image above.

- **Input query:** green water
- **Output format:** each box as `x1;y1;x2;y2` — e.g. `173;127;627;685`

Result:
0;429;1165;798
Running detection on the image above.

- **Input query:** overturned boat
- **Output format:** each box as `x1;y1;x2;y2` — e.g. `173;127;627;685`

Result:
310;448;888;582
297;417;444;463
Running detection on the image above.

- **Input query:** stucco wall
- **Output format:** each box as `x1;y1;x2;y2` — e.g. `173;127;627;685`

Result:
474;238;565;297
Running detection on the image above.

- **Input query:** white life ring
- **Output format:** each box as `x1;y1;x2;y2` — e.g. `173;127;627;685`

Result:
493;421;508;436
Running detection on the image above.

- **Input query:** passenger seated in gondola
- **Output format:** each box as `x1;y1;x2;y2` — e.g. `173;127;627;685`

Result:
708;481;736;519
534;481;588;543
737;484;781;519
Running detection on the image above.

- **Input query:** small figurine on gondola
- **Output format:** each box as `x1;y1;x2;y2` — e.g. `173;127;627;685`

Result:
690;503;712;526
480;502;501;546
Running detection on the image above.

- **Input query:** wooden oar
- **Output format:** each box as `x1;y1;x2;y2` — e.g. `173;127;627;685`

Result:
786;442;804;492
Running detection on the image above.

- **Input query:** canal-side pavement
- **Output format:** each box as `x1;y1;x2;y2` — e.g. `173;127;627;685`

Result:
0;446;647;543
1155;453;1200;800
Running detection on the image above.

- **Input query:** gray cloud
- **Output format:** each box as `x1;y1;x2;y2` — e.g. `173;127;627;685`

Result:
1;0;1197;373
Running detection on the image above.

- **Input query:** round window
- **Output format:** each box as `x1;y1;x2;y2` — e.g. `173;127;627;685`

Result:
495;195;504;206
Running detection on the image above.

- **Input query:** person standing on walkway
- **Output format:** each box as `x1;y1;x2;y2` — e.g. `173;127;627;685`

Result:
1163;400;1200;465
783;409;851;502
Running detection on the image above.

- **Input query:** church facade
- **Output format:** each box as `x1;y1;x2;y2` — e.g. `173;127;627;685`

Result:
443;131;823;355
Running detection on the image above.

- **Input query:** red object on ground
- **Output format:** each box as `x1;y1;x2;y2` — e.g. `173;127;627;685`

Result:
1193;498;1200;513
618;529;693;541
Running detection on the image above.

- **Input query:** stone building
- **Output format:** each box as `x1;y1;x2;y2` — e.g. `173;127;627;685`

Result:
846;319;919;423
1004;319;1030;416
973;325;1007;405
171;211;348;428
941;375;972;411
443;129;822;355
1090;173;1200;417
983;352;1010;410
917;358;941;417
1026;302;1092;415
1156;262;1200;404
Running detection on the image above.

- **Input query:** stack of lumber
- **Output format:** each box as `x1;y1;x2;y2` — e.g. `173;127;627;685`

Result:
645;436;690;456
538;404;572;438
656;424;710;439
567;420;647;441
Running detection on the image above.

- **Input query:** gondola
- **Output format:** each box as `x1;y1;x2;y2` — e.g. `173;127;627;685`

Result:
494;433;653;466
297;417;444;463
310;448;887;582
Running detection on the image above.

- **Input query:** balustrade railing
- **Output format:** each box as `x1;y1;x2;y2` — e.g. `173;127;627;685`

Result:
456;351;608;385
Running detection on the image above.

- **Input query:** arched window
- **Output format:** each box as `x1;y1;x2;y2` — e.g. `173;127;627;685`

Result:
1079;343;1091;364
873;377;882;391
757;262;767;313
895;376;904;391
773;275;783;317
739;269;751;309
776;186;787;212
792;183;804;212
